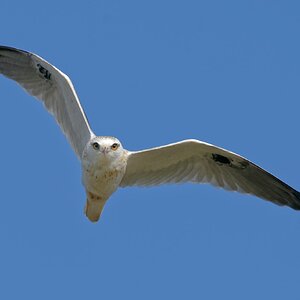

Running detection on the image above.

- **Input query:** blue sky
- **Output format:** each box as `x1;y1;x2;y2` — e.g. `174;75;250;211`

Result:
1;0;300;299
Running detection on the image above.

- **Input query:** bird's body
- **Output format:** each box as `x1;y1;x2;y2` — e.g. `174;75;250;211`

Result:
1;45;300;222
81;137;128;221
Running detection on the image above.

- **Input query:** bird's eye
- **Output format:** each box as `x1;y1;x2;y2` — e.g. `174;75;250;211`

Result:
92;142;100;150
111;143;119;151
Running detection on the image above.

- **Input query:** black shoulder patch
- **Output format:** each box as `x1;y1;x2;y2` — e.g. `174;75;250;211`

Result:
212;153;249;170
37;63;51;80
212;153;231;165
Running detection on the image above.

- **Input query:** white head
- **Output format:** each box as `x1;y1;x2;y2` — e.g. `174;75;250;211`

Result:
82;136;124;166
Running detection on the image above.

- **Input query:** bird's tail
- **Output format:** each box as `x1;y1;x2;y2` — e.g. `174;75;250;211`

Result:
85;192;107;222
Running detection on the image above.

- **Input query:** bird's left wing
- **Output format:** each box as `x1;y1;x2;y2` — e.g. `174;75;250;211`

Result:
121;139;300;209
0;46;94;159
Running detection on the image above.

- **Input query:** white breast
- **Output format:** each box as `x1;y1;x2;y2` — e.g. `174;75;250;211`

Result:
81;153;127;200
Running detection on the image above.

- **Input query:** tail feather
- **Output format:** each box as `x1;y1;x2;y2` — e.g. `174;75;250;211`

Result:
85;193;107;222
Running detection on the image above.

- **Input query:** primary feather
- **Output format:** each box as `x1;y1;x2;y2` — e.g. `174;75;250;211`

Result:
0;46;94;159
121;140;300;210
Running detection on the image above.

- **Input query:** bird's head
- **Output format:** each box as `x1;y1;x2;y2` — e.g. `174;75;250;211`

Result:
83;136;124;166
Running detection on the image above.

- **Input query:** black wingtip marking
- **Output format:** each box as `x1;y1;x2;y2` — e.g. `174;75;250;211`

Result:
0;45;29;55
289;190;300;210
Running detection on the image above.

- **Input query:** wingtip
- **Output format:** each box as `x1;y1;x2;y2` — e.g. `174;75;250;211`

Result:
288;190;300;210
0;45;29;54
0;45;28;53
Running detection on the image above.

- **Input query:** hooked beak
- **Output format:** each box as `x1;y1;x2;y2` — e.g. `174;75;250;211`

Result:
100;147;109;155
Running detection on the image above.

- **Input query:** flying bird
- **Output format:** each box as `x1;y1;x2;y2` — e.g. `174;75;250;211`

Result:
0;45;299;222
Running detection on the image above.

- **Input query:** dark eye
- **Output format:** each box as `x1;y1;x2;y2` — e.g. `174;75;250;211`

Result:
111;143;119;151
92;142;100;150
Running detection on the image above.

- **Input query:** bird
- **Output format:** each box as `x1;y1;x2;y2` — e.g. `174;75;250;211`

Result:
0;45;299;222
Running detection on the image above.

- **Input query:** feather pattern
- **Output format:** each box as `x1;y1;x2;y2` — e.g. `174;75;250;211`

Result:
1;45;300;221
0;46;94;159
121;139;300;209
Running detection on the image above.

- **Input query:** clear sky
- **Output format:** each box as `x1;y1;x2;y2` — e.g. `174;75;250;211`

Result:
1;1;300;299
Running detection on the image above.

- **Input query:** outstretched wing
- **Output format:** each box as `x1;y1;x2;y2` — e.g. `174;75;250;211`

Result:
121;139;300;210
0;46;94;159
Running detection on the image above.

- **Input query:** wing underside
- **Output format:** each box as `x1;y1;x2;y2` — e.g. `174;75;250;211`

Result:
0;46;94;159
121;139;300;210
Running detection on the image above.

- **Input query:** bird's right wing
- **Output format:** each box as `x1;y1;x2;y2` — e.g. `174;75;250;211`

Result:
0;46;94;159
121;139;300;210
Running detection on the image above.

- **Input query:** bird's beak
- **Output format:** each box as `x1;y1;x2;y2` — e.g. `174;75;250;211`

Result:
101;147;109;155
